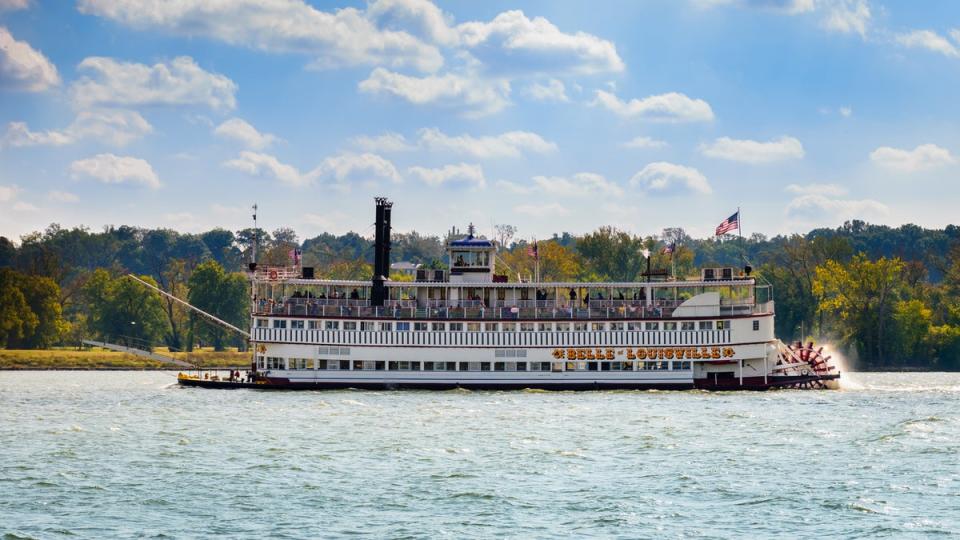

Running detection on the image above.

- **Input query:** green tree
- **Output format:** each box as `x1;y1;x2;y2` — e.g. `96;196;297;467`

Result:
813;254;905;366
187;261;248;351
892;299;932;362
83;270;167;348
0;269;37;348
576;227;645;281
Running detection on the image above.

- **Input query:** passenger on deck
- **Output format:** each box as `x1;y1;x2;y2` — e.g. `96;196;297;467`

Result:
350;288;360;300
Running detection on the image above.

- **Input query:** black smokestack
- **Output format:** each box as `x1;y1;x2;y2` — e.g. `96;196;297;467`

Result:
372;197;392;306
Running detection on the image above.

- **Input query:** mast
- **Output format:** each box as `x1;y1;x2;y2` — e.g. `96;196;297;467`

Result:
250;203;258;270
127;274;251;338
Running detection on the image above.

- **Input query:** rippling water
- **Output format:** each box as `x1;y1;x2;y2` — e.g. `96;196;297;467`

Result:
1;372;958;538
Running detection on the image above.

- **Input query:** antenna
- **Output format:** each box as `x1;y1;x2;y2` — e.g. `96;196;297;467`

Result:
251;203;258;265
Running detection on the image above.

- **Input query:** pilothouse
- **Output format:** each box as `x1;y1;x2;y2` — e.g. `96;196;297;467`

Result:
179;198;840;390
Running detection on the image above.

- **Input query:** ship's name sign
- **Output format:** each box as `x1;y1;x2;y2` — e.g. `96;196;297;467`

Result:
553;346;736;361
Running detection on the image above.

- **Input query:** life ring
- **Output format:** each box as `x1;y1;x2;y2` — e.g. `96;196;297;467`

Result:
269;269;278;280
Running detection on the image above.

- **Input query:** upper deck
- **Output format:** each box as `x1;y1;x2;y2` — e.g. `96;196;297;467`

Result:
250;268;772;321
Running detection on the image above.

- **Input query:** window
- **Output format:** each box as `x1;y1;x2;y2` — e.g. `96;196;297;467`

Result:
308;321;319;330
628;322;642;331
485;323;499;332
272;319;287;329
494;362;505;371
520;323;535;332
343;321;357;331
663;322;677;331
681;322;695;331
449;322;463;332
360;321;376;331
432;322;446;331
325;321;339;330
291;320;305;329
556;323;570;332
699;321;713;330
716;320;730;330
396;322;409;331
610;322;624;331
574;322;588;331
256;356;265;369
516;361;527;371
381;322;393;331
753;320;760;331
266;357;283;369
317;359;327;370
502;323;516;332
256;318;268;328
673;361;691;370
414;322;428;331
467;322;481;332
592;322;605;331
538;322;552;332
645;322;659;331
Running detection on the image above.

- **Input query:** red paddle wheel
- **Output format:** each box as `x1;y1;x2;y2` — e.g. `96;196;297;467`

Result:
776;341;837;389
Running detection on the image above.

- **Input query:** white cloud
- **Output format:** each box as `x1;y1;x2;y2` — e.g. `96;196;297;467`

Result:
225;151;401;187
621;136;667;149
700;136;805;163
532;173;622;197
367;0;459;47
523;79;568;102
224;151;309;187
495;179;533;194
350;132;415;152
692;0;814;14
408;163;486;188
77;0;443;73
0;0;30;11
418;127;556;158
786;194;888;222
47;190;80;203
592;89;714;123
317;152;403;185
629;162;712;195
0;184;20;202
895;30;959;58
513;202;569;217
70;153;161;188
359;67;511;117
0;26;60;92
12;201;37;212
785;183;847;196
71;56;237;111
4;109;153;148
839;106;852;117
214;118;278;149
821;0;870;38
869;144;956;173
457;10;624;75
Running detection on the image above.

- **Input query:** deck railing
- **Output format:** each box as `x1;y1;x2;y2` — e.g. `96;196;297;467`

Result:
253;299;773;320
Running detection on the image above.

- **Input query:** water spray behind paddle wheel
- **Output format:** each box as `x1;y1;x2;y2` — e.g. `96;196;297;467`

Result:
778;341;838;389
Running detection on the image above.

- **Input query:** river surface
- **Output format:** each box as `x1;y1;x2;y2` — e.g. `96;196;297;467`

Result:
1;372;958;539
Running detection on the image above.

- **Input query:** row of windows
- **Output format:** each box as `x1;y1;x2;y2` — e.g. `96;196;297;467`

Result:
259;319;739;332
257;357;692;372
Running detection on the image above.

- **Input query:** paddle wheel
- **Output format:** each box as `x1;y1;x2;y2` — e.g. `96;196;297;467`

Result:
774;341;838;389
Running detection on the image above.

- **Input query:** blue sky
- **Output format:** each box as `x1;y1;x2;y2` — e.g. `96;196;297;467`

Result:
1;0;958;242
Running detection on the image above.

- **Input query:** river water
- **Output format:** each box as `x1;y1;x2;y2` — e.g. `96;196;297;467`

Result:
1;372;958;539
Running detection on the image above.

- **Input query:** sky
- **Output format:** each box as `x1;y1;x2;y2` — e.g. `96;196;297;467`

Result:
0;0;958;243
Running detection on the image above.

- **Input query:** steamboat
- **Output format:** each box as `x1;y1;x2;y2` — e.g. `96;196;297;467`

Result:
178;198;839;391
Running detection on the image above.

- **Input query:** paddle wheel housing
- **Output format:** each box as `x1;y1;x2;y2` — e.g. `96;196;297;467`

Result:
775;341;839;389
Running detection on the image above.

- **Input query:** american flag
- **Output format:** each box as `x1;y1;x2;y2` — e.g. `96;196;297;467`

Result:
288;248;302;265
662;242;676;255
527;240;539;260
715;211;740;236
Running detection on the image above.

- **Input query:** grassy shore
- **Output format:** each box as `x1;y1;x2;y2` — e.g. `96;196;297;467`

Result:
0;347;250;370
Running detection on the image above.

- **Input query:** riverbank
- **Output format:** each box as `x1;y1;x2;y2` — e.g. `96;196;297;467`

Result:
0;348;249;370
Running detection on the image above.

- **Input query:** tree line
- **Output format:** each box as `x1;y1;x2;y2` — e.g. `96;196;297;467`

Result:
1;220;958;369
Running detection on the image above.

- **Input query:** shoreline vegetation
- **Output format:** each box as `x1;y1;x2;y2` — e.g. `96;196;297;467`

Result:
2;220;960;370
0;347;249;370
